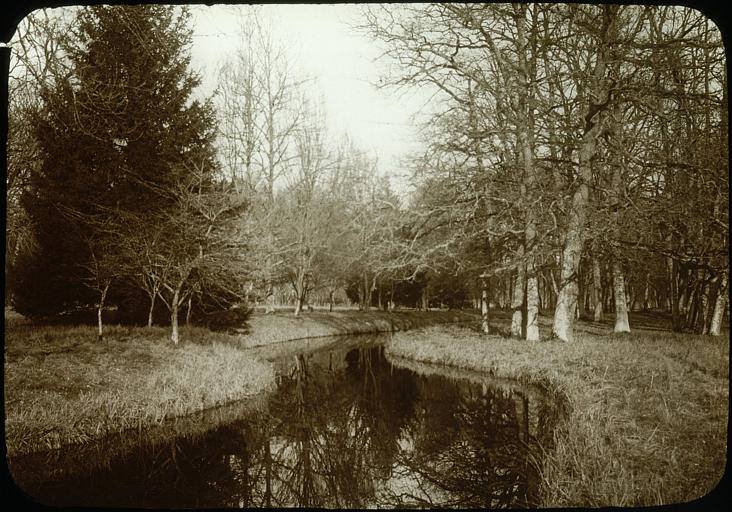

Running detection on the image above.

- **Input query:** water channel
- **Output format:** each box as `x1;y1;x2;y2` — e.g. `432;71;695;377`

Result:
10;333;556;508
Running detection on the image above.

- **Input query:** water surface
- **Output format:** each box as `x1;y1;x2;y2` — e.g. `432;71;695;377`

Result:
12;335;549;508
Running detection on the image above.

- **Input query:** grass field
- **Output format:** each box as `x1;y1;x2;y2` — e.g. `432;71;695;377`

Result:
385;310;729;507
4;308;475;457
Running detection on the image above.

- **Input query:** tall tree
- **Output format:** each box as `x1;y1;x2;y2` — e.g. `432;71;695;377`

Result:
11;5;217;320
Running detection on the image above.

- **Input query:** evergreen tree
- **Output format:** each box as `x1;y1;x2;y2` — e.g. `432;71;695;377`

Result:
10;5;216;318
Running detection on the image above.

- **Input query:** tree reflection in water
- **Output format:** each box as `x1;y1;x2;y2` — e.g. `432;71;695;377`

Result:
18;345;543;509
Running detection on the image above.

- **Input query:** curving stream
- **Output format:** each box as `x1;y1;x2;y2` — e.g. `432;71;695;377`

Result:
10;333;555;508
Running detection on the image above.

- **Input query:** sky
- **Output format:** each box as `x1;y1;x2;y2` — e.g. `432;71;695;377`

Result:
188;4;428;196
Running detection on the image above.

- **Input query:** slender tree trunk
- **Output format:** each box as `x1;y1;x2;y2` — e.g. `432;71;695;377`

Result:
171;287;180;345
700;271;712;334
678;267;692;328
505;273;512;310
612;260;630;332
147;291;156;328
668;257;681;330
511;261;525;338
328;288;334;312
362;272;370;311
97;282;110;342
186;295;192;326
709;272;729;336
526;274;539;341
481;276;490;334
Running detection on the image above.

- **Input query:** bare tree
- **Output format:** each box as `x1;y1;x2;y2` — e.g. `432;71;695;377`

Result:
6;9;70;284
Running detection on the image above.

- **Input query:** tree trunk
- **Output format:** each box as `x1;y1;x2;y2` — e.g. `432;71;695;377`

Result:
294;269;308;316
97;282;110;342
700;272;712;334
526;274;539;341
481;276;490;334
552;151;591;341
264;281;276;314
362;272;370;311
186;295;192;326
294;294;303;316
389;281;396;311
171;287;180;345
511;263;525;338
421;287;429;311
709;272;729;336
328;288;334;312
612;260;630;333
668;257;682;330
147;291;156;328
552;220;584;342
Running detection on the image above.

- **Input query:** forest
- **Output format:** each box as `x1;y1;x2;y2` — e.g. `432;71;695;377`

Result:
5;4;728;344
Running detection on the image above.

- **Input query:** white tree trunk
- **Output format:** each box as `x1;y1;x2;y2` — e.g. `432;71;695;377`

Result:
147;291;156;328
552;164;591;341
709;272;728;336
481;278;490;334
553;246;582;342
97;282;109;342
511;261;525;338
526;274;540;341
171;288;180;345
294;293;304;316
612;260;631;333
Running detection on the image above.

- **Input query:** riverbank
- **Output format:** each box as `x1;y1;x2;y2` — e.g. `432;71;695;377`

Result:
385;315;729;508
237;309;477;347
4;309;475;457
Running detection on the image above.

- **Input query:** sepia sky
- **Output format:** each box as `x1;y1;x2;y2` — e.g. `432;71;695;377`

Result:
189;3;428;195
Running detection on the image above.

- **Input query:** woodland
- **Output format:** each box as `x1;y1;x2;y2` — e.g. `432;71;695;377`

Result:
5;4;728;344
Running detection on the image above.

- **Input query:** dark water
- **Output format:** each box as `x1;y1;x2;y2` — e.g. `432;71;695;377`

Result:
11;338;550;508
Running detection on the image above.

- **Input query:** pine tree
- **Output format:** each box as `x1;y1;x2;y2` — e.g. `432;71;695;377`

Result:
11;5;216;318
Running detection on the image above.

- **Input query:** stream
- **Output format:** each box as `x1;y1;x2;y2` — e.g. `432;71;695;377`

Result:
10;333;555;508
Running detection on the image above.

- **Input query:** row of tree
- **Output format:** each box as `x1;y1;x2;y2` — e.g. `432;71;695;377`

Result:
6;4;728;344
6;5;421;344
359;3;728;339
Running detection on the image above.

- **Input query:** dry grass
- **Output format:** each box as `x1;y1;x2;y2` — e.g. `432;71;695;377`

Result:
4;308;474;458
385;314;729;508
4;323;275;457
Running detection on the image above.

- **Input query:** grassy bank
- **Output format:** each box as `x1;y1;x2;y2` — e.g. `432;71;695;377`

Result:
385;314;729;507
4;308;473;457
233;309;478;347
4;322;275;457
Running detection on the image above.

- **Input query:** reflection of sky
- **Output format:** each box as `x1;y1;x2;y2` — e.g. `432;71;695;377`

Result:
189;4;428;197
225;351;536;508
15;344;541;509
